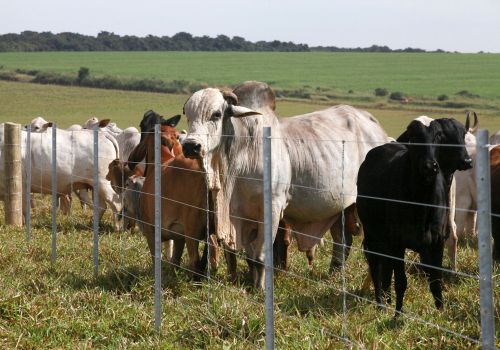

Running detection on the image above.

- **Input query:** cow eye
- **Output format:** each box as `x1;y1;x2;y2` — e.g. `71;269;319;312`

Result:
211;111;222;121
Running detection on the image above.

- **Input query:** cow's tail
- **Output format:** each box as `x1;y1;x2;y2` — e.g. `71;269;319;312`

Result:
103;133;120;159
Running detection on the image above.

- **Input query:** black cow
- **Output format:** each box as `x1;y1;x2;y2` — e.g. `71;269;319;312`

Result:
356;118;471;315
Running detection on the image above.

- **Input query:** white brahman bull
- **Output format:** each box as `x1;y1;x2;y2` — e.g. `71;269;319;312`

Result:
0;122;122;231
182;81;388;288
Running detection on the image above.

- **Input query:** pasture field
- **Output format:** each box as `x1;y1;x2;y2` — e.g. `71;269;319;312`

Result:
1;81;500;137
0;197;498;349
1;52;500;100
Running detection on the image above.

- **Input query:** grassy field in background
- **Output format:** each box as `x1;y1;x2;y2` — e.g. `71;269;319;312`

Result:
1;81;500;137
1;51;500;99
0;197;498;348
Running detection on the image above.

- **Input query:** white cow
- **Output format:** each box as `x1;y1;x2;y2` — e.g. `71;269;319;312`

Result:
23;116;50;132
83;117;140;161
23;117;76;213
490;131;500;145
0;122;122;231
182;81;388;288
454;125;479;240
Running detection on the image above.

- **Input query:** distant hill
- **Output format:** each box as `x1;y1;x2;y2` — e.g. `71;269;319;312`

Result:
0;31;439;52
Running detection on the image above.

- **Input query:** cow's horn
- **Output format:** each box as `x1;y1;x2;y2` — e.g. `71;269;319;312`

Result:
230;105;262;118
470;111;478;133
221;90;238;105
465;111;470;131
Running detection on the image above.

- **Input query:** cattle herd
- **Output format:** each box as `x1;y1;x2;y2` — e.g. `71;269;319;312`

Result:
0;81;499;316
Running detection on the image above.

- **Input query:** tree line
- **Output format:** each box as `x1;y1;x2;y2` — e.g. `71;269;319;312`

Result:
0;31;439;52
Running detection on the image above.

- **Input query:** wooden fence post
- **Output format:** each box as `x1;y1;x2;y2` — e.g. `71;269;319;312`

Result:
4;122;23;226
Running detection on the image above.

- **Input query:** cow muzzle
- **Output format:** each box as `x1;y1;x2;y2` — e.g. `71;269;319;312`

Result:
422;160;439;179
182;141;203;159
458;157;473;171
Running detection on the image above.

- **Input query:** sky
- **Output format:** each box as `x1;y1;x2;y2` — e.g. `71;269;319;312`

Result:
2;0;499;52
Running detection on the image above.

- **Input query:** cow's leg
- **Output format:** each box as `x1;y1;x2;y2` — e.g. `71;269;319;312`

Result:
445;229;457;271
345;204;363;237
446;178;458;270
170;239;185;268
244;235;263;288
365;242;383;307
493;218;500;262
143;224;155;261
465;211;477;237
164;239;174;261
99;181;121;232
248;217;276;289
250;212;282;289
393;250;407;316
208;234;220;272
75;188;90;211
59;194;72;215
129;217;136;233
185;235;202;281
381;257;393;305
455;190;474;239
224;247;238;284
306;246;316;268
420;243;444;310
198;234;220;275
329;219;353;273
273;222;290;271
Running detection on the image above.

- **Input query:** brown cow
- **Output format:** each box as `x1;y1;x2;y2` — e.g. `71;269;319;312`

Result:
128;115;219;278
490;145;500;262
106;159;144;194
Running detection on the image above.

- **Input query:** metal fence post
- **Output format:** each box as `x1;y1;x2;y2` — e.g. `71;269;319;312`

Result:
26;125;31;241
475;129;495;350
51;123;57;263
341;140;348;347
263;126;274;350
93;126;100;277
154;124;162;333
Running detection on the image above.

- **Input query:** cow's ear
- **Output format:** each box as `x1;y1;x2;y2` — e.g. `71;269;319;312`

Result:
162;115;181;128
227;105;262;118
221;90;238;105
396;130;409;143
41;122;53;130
99;119;111;128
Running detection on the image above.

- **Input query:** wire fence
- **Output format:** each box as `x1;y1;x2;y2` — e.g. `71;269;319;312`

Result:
1;122;498;349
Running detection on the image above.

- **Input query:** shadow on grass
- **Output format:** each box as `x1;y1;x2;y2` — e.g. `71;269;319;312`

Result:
376;314;405;331
59;260;204;298
278;287;367;317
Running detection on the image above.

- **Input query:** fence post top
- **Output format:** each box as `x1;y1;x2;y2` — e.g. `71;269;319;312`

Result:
4;122;21;128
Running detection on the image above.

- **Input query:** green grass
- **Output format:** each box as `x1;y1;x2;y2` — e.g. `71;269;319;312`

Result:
1;81;500;138
1;51;500;99
0;195;498;348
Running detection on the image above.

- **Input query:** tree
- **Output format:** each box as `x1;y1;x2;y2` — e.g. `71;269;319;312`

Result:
77;67;90;84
